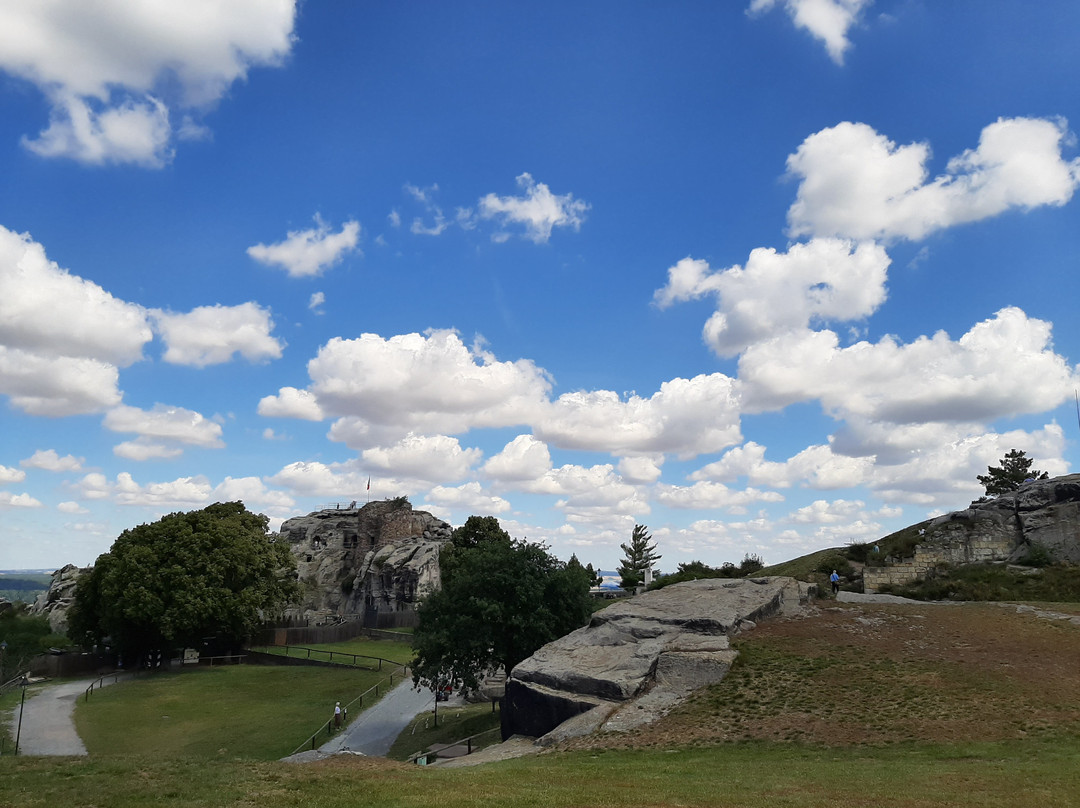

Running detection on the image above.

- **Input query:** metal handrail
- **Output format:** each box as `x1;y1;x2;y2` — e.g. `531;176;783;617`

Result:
289;664;410;756
251;645;398;670
408;725;503;764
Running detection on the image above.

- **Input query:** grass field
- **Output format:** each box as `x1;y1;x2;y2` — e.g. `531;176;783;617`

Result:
74;664;405;759
248;637;415;668
3;600;1079;807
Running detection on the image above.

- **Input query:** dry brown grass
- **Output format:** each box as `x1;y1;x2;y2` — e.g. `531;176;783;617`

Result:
560;600;1080;750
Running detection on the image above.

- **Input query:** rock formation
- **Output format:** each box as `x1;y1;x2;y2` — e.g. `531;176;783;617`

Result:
864;474;1080;592
503;576;813;742
279;499;452;625
28;564;89;633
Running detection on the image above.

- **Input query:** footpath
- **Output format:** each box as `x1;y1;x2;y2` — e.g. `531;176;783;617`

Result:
4;675;129;756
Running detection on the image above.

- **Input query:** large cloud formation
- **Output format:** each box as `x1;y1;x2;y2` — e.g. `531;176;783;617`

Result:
0;0;297;166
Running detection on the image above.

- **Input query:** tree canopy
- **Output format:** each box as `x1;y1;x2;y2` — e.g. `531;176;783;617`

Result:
977;449;1049;496
450;514;511;551
411;519;592;693
618;524;661;588
67;502;298;660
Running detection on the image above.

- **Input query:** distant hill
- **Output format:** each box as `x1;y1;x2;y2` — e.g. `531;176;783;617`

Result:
0;571;54;604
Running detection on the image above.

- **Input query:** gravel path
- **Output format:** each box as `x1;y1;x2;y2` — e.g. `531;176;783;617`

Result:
5;675;128;756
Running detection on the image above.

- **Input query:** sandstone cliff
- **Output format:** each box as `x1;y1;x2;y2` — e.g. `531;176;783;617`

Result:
503;576;813;742
28;564;88;633
279;499;451;625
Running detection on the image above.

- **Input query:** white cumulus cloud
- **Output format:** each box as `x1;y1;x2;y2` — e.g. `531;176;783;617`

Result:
786;118;1080;242
305;330;551;444
478;173;590;243
20;449;84;472
103;403;225;451
153;302;284;367
362;434;482;482
425;481;511;514
0;225;153;415
247;217;360;278
536;374;743;459
654;239;890;357
749;0;873;65
0;0;297;166
739;307;1079;425
257;386;325;421
0;464;27;484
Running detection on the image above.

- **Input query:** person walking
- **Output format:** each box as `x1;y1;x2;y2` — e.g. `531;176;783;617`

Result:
830;569;840;595
334;701;342;730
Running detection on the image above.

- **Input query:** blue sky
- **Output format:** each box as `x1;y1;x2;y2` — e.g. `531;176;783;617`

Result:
2;1;1079;572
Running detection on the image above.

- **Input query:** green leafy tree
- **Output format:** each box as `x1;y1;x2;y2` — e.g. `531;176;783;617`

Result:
450;515;511;550
739;553;765;575
67;502;298;662
412;527;592;693
977;449;1049;496
618;524;661;588
0;610;61;679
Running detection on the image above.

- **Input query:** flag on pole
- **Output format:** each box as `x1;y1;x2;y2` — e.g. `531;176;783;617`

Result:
367;476;370;491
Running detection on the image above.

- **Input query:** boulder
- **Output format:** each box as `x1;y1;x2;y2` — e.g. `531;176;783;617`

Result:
28;564;89;633
504;576;813;741
280;499;452;623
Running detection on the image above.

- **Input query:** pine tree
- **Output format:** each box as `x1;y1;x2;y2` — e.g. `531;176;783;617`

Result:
618;524;661;588
977;449;1049;496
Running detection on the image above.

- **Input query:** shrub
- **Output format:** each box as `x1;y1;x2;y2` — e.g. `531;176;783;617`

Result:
815;554;854;578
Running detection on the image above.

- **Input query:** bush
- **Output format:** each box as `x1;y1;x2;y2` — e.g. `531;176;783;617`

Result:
1021;543;1054;568
815;554;854;578
845;542;873;564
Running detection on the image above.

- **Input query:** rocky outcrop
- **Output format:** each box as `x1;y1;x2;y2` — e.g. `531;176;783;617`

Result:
864;474;1080;592
279;499;452;624
29;564;89;633
503;576;813;742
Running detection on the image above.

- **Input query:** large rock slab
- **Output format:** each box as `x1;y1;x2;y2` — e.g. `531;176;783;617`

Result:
504;576;812;741
280;499;452;623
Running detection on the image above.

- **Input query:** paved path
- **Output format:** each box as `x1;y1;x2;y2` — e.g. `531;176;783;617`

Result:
319;677;442;757
5;675;128;755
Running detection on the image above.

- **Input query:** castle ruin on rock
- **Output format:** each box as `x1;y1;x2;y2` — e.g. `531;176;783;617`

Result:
278;498;452;628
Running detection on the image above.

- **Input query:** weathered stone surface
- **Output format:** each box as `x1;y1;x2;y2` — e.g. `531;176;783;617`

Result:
28;564;89;633
504;576;812;741
864;474;1080;592
280;499;452;623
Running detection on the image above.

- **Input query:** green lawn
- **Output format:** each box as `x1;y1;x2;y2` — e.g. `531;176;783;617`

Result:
249;637;415;667
3;735;1079;807
73;664;405;760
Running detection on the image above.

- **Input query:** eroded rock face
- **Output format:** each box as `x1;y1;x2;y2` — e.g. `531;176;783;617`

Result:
504;576;813;742
862;475;1080;593
29;564;89;633
280;500;452;623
